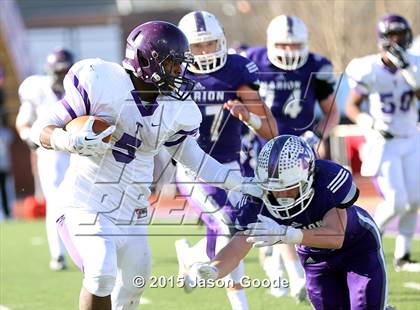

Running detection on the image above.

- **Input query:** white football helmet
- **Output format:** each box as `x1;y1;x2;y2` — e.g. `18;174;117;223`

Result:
267;15;309;70
255;135;315;219
178;11;227;74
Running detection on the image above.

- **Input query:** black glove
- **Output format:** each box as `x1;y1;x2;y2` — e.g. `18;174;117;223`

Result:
385;43;409;69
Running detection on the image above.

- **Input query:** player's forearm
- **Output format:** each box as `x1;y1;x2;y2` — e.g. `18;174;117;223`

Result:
211;235;251;279
301;226;345;249
316;97;340;138
169;136;243;190
252;108;278;140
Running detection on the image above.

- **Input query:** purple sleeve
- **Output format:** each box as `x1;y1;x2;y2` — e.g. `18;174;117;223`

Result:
325;163;354;208
234;195;263;232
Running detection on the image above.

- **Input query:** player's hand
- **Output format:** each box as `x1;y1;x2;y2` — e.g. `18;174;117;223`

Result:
239;177;263;198
300;130;321;150
245;214;303;247
189;263;219;281
385;43;409;69
69;116;115;156
224;99;250;122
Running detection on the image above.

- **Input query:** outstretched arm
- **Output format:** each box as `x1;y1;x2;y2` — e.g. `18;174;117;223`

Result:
190;234;252;281
166;136;262;197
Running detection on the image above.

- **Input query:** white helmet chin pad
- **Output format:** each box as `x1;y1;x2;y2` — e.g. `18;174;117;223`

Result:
255;135;315;219
266;15;309;70
178;11;227;74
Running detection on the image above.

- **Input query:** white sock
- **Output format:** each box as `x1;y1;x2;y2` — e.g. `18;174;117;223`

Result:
284;259;305;285
46;203;65;259
374;201;398;231
227;289;248;310
395;208;417;259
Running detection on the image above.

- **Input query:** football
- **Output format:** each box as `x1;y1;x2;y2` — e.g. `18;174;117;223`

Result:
65;115;112;142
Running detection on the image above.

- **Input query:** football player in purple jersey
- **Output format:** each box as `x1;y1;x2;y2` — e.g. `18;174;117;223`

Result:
190;135;389;310
345;14;420;272
246;15;340;157
244;14;341;300
175;11;278;310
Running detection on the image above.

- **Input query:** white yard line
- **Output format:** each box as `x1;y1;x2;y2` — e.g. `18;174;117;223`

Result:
0;305;12;310
403;282;420;291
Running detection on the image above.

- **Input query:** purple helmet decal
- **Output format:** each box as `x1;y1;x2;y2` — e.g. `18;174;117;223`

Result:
123;21;195;101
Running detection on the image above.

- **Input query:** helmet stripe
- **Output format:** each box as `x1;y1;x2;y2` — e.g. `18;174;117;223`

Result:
194;11;207;32
286;16;294;35
267;138;285;179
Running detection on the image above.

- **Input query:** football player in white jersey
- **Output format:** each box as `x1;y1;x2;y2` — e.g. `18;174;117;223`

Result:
345;14;420;272
16;48;74;270
30;21;262;310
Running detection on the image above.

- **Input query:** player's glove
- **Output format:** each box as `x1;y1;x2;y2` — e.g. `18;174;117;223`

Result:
300;130;321;150
244;214;303;247
51;116;115;156
189;263;219;281
385;43;409;69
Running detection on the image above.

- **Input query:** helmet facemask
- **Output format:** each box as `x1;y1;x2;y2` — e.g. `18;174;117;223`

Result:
266;15;309;71
178;11;228;74
189;37;227;74
255;135;315;219
261;177;314;220
150;50;196;101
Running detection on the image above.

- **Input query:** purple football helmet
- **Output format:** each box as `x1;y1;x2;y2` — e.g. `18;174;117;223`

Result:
46;48;74;73
123;21;195;101
377;14;413;50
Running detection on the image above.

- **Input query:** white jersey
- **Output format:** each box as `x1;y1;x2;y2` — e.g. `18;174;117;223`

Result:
38;58;202;221
346;53;419;137
17;75;70;196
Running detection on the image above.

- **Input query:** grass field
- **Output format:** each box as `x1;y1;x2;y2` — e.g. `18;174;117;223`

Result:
1;220;419;310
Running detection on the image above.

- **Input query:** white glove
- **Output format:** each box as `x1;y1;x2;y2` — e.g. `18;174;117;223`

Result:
385;43;409;69
189;263;219;282
300;130;321;149
244;214;303;247
355;113;374;131
51;116;115;156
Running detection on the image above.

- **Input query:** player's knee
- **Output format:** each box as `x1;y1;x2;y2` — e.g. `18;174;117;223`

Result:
83;274;116;297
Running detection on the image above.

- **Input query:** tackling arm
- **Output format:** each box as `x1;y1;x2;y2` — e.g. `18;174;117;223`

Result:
210;234;252;279
167;136;262;196
300;207;347;249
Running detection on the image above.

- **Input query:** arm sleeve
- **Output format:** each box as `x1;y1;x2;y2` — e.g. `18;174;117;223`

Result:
326;164;357;209
345;58;372;96
166;136;243;190
30;60;102;145
238;57;260;90
16;77;39;127
313;59;335;101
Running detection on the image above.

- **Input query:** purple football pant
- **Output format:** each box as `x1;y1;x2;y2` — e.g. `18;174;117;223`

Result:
299;214;387;310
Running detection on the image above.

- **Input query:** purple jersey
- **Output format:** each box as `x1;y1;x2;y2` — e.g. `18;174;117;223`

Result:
186;54;259;163
234;160;373;256
246;47;335;136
